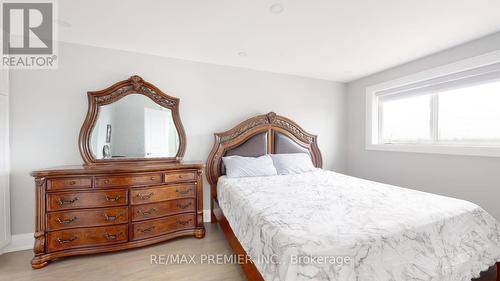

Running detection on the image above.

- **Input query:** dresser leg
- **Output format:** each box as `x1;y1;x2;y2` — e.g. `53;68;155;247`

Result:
32;230;48;269
194;228;206;239
31;258;49;269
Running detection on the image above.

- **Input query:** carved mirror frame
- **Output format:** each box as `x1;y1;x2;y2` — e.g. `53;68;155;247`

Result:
79;75;186;165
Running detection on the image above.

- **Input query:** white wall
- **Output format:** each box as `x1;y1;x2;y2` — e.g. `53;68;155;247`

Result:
9;42;347;235
347;32;500;220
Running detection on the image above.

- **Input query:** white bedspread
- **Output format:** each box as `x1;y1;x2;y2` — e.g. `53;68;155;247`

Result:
217;170;500;281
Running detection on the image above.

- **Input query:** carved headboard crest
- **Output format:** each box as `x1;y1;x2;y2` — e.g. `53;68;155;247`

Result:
206;112;322;187
218;112;314;144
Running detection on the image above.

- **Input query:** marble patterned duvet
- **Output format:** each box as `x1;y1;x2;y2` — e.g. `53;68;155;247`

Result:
217;170;500;281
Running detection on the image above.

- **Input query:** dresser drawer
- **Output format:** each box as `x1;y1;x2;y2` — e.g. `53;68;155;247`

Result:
47;190;127;211
95;173;162;188
47;177;92;191
132;213;195;240
47;207;128;231
164;171;196;183
132;199;196;221
47;224;128;252
130;184;195;205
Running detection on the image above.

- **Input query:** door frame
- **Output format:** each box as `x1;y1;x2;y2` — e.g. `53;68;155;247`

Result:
0;80;11;253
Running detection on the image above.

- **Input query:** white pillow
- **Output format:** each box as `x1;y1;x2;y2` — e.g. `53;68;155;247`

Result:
222;155;277;178
270;153;316;175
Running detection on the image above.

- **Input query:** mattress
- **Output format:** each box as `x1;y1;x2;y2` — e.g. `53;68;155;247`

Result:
217;170;500;281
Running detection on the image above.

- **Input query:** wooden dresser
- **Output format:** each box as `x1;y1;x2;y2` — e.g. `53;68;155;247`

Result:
30;163;205;268
30;76;206;268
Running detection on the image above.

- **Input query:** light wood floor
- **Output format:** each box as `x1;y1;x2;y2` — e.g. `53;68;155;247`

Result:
0;223;246;281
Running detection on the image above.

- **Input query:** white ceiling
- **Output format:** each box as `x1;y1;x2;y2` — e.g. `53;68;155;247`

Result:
57;0;500;82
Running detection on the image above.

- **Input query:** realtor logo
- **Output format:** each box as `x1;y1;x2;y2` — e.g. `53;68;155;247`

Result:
1;1;58;68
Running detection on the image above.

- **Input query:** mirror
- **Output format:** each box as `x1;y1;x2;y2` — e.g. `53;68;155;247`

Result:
90;94;180;159
79;75;186;165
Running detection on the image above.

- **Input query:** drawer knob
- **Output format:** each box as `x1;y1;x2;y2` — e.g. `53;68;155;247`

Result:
104;212;124;222
104;179;110;184
56;216;78;225
136;192;154;200
150;177;156;181
56;197;79;205
138;226;156;233
138;208;157;217
104;232;122;241
105;195;122;202
175;188;192;195
176;219;192;226
176;202;192;209
69;180;76;185
57;236;78;244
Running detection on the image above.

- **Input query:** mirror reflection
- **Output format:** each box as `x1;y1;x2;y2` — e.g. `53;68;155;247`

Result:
90;94;180;159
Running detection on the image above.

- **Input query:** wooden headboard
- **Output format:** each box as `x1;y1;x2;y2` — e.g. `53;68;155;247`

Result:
206;112;322;214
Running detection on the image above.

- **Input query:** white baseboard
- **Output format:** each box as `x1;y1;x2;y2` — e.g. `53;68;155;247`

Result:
2;232;33;254
203;209;211;223
0;237;12;252
1;211;212;254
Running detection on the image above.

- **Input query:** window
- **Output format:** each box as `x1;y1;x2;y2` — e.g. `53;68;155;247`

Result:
380;94;431;143
366;51;500;157
438;82;500;144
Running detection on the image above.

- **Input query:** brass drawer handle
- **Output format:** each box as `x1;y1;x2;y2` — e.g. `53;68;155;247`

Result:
104;212;124;222
105;195;122;202
138;208;157;217
176;188;192;195
57;236;78;244
150;177;156;181
103;179;110;184
56;216;78;225
176;219;192;226
56;197;79;205
138;226;156;233
104;232;123;241
176;202;192;209
69;180;77;185
136;192;154;200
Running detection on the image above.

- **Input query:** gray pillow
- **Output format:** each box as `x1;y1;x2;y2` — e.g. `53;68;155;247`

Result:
270;153;316;175
222;155;277;178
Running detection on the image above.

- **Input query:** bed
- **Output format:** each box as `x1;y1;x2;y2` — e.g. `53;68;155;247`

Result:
206;112;500;281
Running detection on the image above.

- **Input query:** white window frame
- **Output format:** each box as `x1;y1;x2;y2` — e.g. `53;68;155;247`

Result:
366;50;500;157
